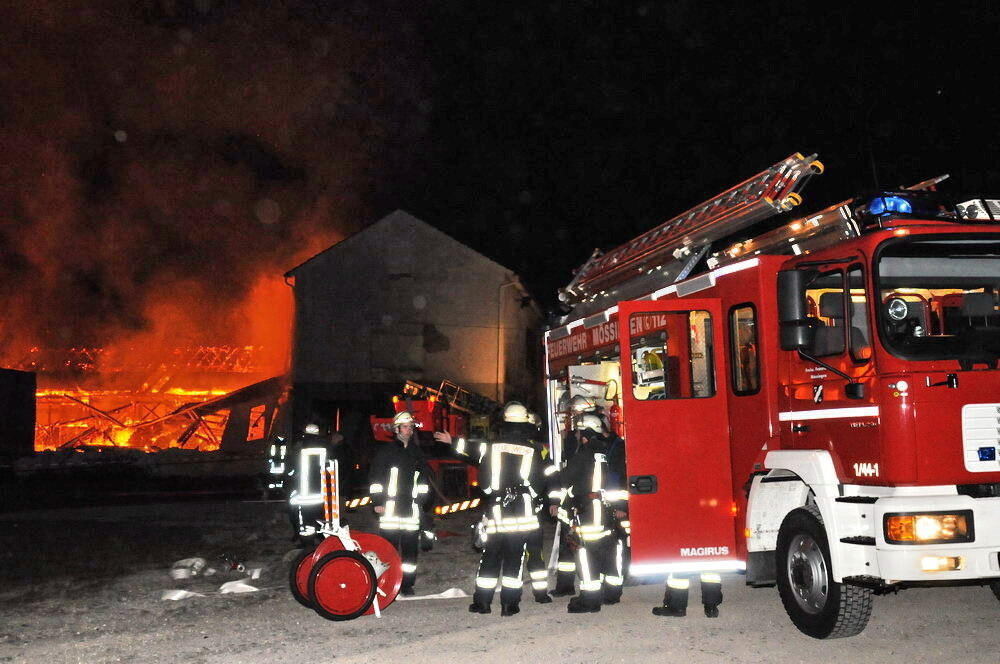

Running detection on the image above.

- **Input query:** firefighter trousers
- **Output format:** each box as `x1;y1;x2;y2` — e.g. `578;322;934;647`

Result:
473;531;528;606
290;504;324;540
524;524;548;599
662;572;723;611
379;527;419;591
554;524;577;594
576;534;623;606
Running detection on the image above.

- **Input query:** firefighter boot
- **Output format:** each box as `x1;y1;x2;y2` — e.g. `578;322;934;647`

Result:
468;601;492;614
702;574;723;618
651;582;689;618
551;574;576;597
534;591;553;604
567;595;601;614
500;602;520;617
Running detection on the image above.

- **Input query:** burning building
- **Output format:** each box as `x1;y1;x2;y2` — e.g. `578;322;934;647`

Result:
2;275;297;455
0;3;430;458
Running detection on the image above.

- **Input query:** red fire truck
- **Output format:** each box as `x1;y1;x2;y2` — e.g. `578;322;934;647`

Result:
544;153;1000;638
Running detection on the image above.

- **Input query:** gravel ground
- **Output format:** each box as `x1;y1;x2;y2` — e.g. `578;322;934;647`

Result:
2;500;999;664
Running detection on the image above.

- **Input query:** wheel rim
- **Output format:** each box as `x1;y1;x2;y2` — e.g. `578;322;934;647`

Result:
786;533;828;615
312;555;376;616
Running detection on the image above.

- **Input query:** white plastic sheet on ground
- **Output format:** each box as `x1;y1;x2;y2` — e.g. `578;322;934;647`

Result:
219;580;259;594
161;589;206;601
164;557;265;598
394;587;468;601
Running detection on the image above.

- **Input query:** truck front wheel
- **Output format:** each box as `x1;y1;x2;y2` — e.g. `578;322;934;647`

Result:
775;505;872;639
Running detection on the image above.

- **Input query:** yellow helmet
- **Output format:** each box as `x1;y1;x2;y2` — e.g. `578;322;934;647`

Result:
392;411;416;430
503;401;529;423
574;413;604;433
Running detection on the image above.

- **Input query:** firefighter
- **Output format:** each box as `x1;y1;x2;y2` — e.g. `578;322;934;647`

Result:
369;411;431;596
559;413;626;613
652;572;723;618
552;397;599;594
286;423;342;541
264;434;287;494
552;409;603;597
435;401;555;616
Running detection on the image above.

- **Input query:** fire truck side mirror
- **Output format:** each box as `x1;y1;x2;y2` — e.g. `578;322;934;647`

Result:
780;319;818;351
778;270;817;351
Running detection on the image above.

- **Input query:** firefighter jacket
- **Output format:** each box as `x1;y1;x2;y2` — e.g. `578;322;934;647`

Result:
559;437;628;541
287;432;341;508
604;433;627;489
266;435;287;489
539;461;562;517
368;437;431;532
455;425;557;535
562;430;581;465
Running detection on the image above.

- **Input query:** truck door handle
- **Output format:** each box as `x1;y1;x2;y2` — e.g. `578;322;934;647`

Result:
629;475;658;494
792;424;810;433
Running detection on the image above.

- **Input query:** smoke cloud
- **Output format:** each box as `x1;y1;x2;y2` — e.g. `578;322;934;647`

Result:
0;1;428;369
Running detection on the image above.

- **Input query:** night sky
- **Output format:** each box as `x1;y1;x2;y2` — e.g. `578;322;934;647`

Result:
3;1;1000;351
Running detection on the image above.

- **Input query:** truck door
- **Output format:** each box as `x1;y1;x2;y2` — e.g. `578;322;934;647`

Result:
618;298;738;574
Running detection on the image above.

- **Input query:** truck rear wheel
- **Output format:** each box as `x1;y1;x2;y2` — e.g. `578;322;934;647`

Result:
990;580;1000;603
775;505;872;639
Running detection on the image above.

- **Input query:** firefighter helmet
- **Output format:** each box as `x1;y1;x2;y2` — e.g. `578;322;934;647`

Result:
304;423;320;435
392;411;416;430
570;395;596;413
502;401;529;423
574;413;604;433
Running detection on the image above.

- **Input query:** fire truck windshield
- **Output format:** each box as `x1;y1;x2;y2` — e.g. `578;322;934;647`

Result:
876;237;1000;363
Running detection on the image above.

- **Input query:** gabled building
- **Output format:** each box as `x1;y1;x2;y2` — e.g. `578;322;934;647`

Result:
284;210;543;438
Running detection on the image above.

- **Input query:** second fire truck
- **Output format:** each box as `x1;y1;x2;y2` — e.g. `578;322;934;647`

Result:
544;153;1000;638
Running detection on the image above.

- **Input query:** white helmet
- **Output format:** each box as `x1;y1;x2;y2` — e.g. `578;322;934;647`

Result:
570;395;595;413
304;423;320;435
574;413;604;433
392;411;416;430
503;401;529;423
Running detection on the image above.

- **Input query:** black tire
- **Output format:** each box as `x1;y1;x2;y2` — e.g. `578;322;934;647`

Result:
308;550;377;621
288;545;317;609
775;504;873;639
990;580;1000;603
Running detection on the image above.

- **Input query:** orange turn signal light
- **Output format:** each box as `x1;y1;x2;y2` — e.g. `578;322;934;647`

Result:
884;512;972;544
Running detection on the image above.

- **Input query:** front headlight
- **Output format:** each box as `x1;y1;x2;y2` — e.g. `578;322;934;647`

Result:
884;511;974;544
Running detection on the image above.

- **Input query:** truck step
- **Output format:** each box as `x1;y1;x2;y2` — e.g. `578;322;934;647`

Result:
843;575;897;595
840;536;876;545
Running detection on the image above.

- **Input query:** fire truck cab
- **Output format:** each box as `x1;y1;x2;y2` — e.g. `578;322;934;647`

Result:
544;156;1000;638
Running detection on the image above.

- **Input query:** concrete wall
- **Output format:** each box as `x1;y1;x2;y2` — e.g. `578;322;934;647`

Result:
288;211;543;418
